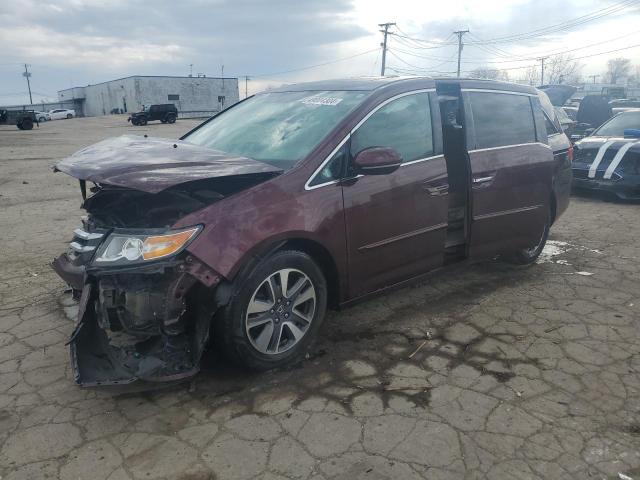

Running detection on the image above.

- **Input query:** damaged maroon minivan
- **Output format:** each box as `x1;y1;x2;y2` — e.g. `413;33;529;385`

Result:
52;77;571;386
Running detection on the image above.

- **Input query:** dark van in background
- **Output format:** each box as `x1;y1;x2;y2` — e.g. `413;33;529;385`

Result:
52;77;571;386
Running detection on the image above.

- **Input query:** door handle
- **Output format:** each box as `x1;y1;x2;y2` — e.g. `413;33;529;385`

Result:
472;175;494;185
424;184;449;196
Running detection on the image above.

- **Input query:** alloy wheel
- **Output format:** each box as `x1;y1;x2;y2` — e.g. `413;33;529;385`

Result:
245;268;316;355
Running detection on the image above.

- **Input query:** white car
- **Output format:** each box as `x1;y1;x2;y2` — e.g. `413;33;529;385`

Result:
34;111;51;122
48;109;75;120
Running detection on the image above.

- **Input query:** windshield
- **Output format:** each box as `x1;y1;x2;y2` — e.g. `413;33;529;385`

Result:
593;111;640;137
183;90;368;169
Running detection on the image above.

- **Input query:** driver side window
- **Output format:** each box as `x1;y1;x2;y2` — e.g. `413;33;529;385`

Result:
350;93;433;163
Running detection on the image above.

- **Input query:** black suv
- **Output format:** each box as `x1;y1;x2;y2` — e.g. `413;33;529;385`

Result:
128;104;178;126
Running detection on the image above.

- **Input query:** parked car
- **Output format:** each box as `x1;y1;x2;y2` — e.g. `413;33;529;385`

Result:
0;109;38;130
34;111;51;122
52;77;571;386
609;99;640;109
572;110;640;200
48;108;75;120
128;104;178;125
537;85;578;137
571;95;613;143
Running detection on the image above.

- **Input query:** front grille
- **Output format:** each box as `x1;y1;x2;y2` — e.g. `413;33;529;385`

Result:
67;227;106;262
572;169;589;180
571;168;622;182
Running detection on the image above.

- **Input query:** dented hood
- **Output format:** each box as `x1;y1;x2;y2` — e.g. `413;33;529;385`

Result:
54;135;282;193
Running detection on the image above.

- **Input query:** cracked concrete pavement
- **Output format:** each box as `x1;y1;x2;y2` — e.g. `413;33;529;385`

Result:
0;116;639;479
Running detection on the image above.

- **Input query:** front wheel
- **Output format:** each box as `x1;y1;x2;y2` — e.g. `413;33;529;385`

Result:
66;114;73;119
508;211;550;265
138;117;147;126
38;116;46;122
218;250;327;371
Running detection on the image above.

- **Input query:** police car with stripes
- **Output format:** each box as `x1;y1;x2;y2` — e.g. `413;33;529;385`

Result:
572;110;640;200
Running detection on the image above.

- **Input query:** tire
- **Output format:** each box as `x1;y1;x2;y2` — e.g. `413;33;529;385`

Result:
19;118;34;130
38;116;46;122
138;117;147;126
166;113;176;124
218;250;327;371
508;209;550;265
66;114;73;119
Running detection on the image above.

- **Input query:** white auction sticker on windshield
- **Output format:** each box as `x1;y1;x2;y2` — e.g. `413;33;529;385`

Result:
301;96;343;106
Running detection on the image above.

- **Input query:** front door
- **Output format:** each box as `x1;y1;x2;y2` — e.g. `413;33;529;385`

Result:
464;91;554;259
342;91;449;298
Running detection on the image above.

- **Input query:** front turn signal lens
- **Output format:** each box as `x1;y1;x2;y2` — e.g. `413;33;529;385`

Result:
142;227;200;260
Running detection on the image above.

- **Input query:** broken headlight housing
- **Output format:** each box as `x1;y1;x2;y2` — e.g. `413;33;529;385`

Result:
92;226;201;266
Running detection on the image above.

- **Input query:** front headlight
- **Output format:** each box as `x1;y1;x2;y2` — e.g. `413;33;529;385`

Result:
93;226;201;265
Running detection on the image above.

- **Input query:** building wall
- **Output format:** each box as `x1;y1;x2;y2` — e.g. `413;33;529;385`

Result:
58;76;240;117
134;77;239;114
81;77;138;117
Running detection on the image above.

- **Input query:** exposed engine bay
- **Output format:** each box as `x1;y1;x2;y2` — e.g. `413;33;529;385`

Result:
51;135;282;386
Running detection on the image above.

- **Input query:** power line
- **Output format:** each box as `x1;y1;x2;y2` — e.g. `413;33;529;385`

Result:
461;41;640;74
393;0;639;48
244;48;379;78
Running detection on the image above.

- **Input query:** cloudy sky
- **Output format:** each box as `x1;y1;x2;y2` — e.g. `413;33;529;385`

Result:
1;0;639;105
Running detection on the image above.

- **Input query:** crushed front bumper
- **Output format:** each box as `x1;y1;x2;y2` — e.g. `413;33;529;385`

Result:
53;235;221;387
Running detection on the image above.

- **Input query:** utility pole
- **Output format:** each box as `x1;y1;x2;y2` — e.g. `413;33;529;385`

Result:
379;22;395;76
538;57;549;85
22;64;33;105
245;76;249;98
454;30;469;78
589;74;600;84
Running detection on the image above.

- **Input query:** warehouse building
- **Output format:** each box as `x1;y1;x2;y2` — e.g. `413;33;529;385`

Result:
58;75;239;117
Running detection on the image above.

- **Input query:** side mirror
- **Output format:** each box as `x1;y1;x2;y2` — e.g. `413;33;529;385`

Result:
354;147;402;175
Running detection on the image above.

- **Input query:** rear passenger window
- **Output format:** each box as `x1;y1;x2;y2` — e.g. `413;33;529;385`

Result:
469;92;536;149
351;93;433;163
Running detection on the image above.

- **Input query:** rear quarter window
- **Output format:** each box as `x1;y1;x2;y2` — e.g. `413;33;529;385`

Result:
468;92;536;149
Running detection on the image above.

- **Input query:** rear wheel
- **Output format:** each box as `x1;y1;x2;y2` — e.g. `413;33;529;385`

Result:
66;113;73;119
508;210;550;265
19;118;33;130
166;113;177;124
218;250;327;371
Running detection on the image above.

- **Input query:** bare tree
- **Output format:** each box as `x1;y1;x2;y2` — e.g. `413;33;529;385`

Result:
545;54;583;85
517;65;540;86
469;66;509;81
605;57;632;84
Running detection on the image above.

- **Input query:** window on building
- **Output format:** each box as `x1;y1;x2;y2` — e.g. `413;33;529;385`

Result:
469;92;536;149
350;93;433;163
168;94;179;101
